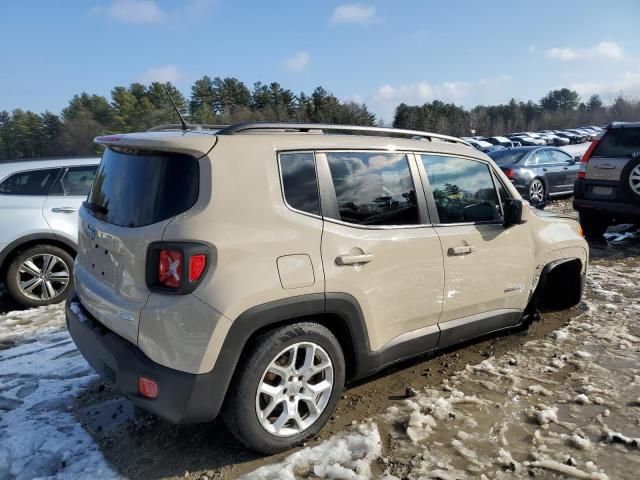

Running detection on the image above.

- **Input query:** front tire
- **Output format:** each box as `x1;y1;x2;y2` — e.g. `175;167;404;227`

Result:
223;322;345;454
5;244;74;308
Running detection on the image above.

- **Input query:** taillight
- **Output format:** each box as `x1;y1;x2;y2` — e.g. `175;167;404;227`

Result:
189;254;207;282
502;168;515;179
578;130;604;179
147;243;209;294
159;249;183;288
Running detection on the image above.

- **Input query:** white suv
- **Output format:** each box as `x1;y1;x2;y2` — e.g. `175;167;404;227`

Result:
0;157;99;306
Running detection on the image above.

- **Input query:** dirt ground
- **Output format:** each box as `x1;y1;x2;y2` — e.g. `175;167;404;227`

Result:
60;200;639;480
1;198;638;479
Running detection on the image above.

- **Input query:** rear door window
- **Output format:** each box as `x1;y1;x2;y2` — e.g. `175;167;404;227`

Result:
50;166;97;196
0;168;61;196
551;150;573;163
325;152;419;226
594;127;640;158
420;155;502;224
86;148;199;228
279;152;321;216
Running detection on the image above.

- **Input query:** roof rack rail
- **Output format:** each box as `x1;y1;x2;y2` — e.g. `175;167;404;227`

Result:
147;124;229;132
215;122;471;146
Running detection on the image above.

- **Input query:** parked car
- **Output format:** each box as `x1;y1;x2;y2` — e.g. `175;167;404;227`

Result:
0;157;100;306
574;122;640;237
488;146;580;206
67;122;588;454
508;134;546;146
485;136;516;148
465;138;496;152
556;131;582;144
539;133;570;147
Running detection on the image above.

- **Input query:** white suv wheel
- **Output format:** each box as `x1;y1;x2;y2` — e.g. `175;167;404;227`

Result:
17;253;70;301
256;341;334;437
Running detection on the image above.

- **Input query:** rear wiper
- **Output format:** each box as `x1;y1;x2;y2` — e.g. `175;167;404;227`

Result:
83;201;109;215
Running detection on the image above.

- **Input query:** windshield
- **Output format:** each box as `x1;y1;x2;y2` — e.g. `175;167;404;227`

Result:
86;147;199;227
487;149;529;165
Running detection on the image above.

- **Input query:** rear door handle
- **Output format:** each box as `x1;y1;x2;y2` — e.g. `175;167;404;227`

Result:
448;245;475;256
51;207;77;213
335;253;375;266
542;168;548;172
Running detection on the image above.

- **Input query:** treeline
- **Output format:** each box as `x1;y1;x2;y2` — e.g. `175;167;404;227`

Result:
1;84;639;161
393;88;640;137
0;78;376;160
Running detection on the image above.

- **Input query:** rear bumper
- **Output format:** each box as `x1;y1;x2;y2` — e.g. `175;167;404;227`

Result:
66;292;222;424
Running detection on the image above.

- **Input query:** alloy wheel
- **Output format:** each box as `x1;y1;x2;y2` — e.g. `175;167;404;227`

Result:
16;254;70;301
256;342;334;437
529;180;545;204
630;165;640;196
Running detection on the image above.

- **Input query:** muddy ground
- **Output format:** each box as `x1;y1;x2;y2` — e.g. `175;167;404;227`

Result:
58;200;638;480
1;198;638;479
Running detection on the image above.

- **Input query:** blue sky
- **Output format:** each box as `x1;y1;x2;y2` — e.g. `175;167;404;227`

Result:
1;0;639;122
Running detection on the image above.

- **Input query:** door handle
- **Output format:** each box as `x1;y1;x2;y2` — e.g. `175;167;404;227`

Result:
563;166;569;170
542;168;548;172
448;245;475;256
51;207;77;213
335;253;375;266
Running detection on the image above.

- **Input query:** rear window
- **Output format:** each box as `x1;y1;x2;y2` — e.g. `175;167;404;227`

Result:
0;168;61;196
86;148;199;227
487;149;528;165
593;127;640;158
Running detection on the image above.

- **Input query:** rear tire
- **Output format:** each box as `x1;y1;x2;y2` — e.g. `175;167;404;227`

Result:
621;157;640;204
5;244;74;308
528;178;546;207
223;322;345;454
579;210;609;239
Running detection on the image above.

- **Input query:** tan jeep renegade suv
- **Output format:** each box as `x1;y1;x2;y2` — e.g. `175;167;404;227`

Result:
66;123;588;453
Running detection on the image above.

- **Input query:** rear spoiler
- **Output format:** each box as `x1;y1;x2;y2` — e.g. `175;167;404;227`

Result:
94;132;217;159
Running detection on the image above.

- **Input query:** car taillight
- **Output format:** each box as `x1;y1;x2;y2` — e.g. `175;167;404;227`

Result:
502;168;515;179
159;249;183;288
578;130;604;179
189;254;207;282
147;242;209;294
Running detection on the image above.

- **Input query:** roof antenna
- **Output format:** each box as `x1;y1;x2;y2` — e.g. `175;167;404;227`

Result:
163;86;190;131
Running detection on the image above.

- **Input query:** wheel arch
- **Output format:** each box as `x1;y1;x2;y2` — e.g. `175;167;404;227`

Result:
212;293;373;419
526;257;585;313
0;233;77;277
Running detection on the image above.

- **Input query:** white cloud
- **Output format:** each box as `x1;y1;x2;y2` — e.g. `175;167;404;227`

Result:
92;0;215;25
93;0;164;24
570;72;640;101
282;52;310;72
137;65;185;85
370;76;511;121
331;4;376;25
545;41;625;61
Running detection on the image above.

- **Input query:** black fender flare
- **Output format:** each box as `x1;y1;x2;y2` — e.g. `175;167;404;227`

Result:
527;257;585;313
205;292;372;419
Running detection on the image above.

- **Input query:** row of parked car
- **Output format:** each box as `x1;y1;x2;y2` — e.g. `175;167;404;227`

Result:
462;125;604;153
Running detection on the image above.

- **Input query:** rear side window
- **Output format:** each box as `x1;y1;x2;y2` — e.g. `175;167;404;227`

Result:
551;150;573;163
421;155;502;224
279;152;320;215
50;166;97;196
528;150;552;166
86;148;199;228
594;127;640;158
326;152;419;226
0;168;61;196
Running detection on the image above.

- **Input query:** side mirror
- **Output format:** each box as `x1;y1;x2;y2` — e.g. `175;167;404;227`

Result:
504;199;528;226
